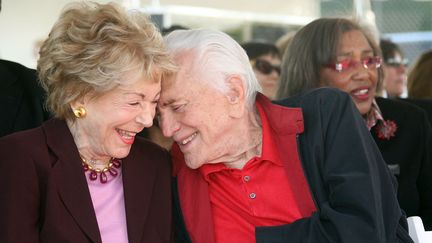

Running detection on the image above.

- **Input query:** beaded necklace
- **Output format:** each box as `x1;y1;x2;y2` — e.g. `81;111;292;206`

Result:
81;157;122;184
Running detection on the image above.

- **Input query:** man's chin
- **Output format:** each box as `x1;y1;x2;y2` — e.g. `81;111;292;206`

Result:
185;157;203;169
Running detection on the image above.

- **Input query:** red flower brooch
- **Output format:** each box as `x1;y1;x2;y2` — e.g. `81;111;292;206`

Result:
375;120;398;140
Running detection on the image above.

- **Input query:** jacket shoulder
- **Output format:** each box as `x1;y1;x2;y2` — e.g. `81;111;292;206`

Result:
0;126;45;151
0;59;38;84
275;87;351;109
376;97;427;120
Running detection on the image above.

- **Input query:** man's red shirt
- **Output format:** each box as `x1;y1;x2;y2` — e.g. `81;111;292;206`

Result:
198;101;315;243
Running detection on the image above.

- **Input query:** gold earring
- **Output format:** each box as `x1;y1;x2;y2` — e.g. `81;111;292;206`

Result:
73;107;86;118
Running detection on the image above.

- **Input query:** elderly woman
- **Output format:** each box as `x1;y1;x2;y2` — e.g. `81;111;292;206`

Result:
0;2;175;242
277;17;432;230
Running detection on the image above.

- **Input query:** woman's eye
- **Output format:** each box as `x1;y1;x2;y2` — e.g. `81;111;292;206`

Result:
129;102;140;106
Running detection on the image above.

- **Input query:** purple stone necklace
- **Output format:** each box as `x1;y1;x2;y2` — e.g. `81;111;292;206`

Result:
81;156;122;184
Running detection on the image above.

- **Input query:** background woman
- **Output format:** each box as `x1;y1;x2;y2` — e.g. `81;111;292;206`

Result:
277;17;432;230
380;39;408;98
241;42;281;100
0;2;175;242
408;50;432;99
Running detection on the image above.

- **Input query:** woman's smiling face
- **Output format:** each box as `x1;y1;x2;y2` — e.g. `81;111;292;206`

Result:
71;73;161;160
320;30;379;116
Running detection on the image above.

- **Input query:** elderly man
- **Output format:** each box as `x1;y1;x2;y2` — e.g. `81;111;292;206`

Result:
158;29;412;243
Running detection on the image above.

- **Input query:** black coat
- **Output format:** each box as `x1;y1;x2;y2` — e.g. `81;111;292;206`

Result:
0;59;51;137
373;97;432;230
399;98;432;126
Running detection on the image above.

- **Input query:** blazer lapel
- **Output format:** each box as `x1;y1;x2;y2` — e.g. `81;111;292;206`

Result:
43;119;102;243
259;95;317;215
122;145;156;243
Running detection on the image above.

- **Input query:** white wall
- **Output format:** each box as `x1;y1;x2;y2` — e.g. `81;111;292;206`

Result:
0;0;121;68
0;0;319;68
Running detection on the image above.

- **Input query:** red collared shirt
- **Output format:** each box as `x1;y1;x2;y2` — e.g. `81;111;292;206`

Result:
199;102;314;243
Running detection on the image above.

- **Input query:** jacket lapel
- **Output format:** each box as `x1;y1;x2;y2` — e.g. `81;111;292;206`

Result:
122;144;156;243
43;119;102;243
259;94;316;215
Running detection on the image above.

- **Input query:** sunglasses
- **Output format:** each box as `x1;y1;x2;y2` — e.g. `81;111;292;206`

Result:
385;58;409;68
251;59;281;75
326;56;382;72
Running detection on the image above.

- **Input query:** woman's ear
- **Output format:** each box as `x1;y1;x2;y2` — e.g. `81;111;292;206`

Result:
69;93;92;113
226;74;246;118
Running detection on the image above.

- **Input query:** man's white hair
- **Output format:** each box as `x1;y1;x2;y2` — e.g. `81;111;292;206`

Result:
164;28;261;110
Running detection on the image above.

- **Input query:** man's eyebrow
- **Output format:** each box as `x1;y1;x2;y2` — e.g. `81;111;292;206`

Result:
160;99;177;107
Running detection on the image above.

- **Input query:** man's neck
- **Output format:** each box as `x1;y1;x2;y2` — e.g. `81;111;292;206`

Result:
221;112;263;170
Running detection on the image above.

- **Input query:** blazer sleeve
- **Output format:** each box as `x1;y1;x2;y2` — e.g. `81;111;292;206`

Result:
256;88;412;243
0;135;41;242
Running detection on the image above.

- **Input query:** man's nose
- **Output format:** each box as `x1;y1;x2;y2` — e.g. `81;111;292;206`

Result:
159;112;180;138
397;64;407;73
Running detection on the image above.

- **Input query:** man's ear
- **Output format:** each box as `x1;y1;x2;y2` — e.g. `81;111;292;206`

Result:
226;74;246;118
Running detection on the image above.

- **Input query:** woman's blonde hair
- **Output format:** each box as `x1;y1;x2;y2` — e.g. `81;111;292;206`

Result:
38;1;176;120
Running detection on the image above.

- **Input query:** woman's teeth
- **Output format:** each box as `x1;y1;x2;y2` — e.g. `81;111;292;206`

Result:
117;129;135;139
354;89;368;95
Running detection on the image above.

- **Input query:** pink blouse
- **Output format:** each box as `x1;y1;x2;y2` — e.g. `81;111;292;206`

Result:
86;169;129;243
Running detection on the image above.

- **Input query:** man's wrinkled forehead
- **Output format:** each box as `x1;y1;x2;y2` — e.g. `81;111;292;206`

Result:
161;51;196;89
159;63;194;107
159;73;180;105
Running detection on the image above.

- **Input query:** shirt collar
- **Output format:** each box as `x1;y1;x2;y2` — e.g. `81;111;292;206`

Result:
256;99;282;165
199;98;282;181
364;99;384;130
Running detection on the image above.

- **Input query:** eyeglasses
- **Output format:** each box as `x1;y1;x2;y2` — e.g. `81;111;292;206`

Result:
385;58;409;68
251;59;281;75
326;56;382;72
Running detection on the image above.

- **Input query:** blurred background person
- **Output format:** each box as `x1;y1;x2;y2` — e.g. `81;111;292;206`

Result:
0;59;51;137
380;39;409;98
0;0;51;137
277;17;432;230
161;24;189;36
408;50;432;99
241;42;281;100
275;30;297;58
404;50;432;125
0;2;175;242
